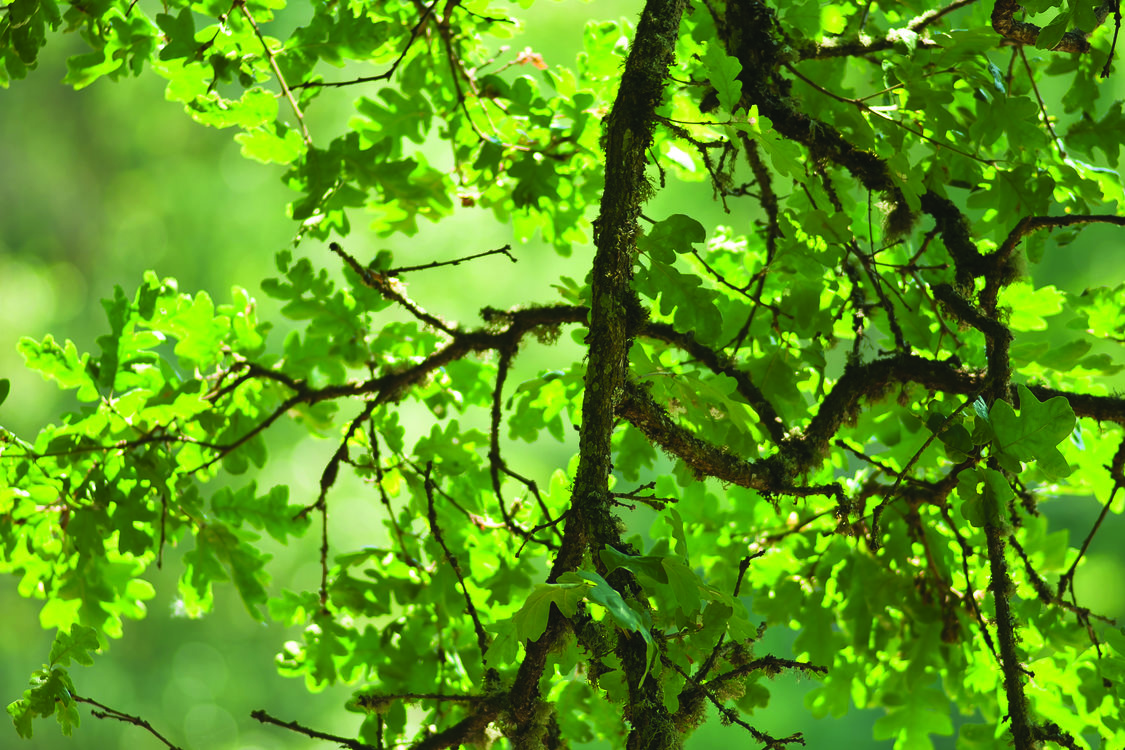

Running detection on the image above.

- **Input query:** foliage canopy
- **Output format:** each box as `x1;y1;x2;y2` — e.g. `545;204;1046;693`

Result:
4;0;1125;748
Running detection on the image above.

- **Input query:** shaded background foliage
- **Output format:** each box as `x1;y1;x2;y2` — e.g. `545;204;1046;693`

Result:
3;0;1125;749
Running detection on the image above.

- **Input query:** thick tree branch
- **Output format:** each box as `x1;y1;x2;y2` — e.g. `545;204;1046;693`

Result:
618;380;776;491
522;2;689;747
983;520;1035;748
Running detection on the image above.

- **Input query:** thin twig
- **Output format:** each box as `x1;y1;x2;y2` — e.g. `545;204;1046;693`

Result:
158;493;168;569
292;0;439;89
1058;439;1125;599
329;242;456;335
487;344;537;540
665;656;810;748
871;393;979;543
503;464;564;542
1019;47;1066;158
251;709;376;750
369;422;422;567
693;555;759;681
798;0;978;59
783;62;994;165
1102;1;1121;77
295;401;378;610
74;694;184;750
236;0;312;144
355;692;486;705
388;245;516;275
423;462;492;662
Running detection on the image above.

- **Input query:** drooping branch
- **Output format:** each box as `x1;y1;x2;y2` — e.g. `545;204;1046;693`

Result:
291;0;439;89
296;400;379;612
620;347;1125;511
184;306;585;472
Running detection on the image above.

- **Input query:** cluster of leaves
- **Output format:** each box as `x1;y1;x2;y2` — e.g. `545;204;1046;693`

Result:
4;0;1125;749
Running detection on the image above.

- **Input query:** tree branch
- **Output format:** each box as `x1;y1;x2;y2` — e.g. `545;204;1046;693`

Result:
514;1;690;746
797;0;978;59
251;708;376;749
74;694;183;750
423;461;492;662
292;0;439;89
236;0;311;144
330;242;456;335
992;0;1117;53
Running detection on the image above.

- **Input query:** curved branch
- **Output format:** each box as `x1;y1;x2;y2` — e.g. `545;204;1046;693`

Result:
996;213;1125;259
622;350;1125;503
642;321;789;443
798;0;978;60
618;379;777;491
993;0;1117;53
292;0;439;89
423;462;491;663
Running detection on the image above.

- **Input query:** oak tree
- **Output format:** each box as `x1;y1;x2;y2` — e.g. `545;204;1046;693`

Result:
4;1;1125;749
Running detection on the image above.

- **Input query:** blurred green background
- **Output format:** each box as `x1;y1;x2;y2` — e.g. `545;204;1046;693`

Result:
3;2;1125;749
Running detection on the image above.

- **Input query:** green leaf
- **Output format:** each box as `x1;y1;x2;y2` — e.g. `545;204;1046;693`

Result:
563;570;657;684
182;523;271;620
211;483;310;543
7;666;79;738
872;687;953;748
637;214;706;263
236;123;307;164
6;2;1125;746
980;468;1014;526
64;49;123;90
1036;13;1070;50
989;385;1075;477
998;283;1064;331
48;625;100;668
512;579;588;642
702;45;743;113
156;8;198;61
600;547;669;584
